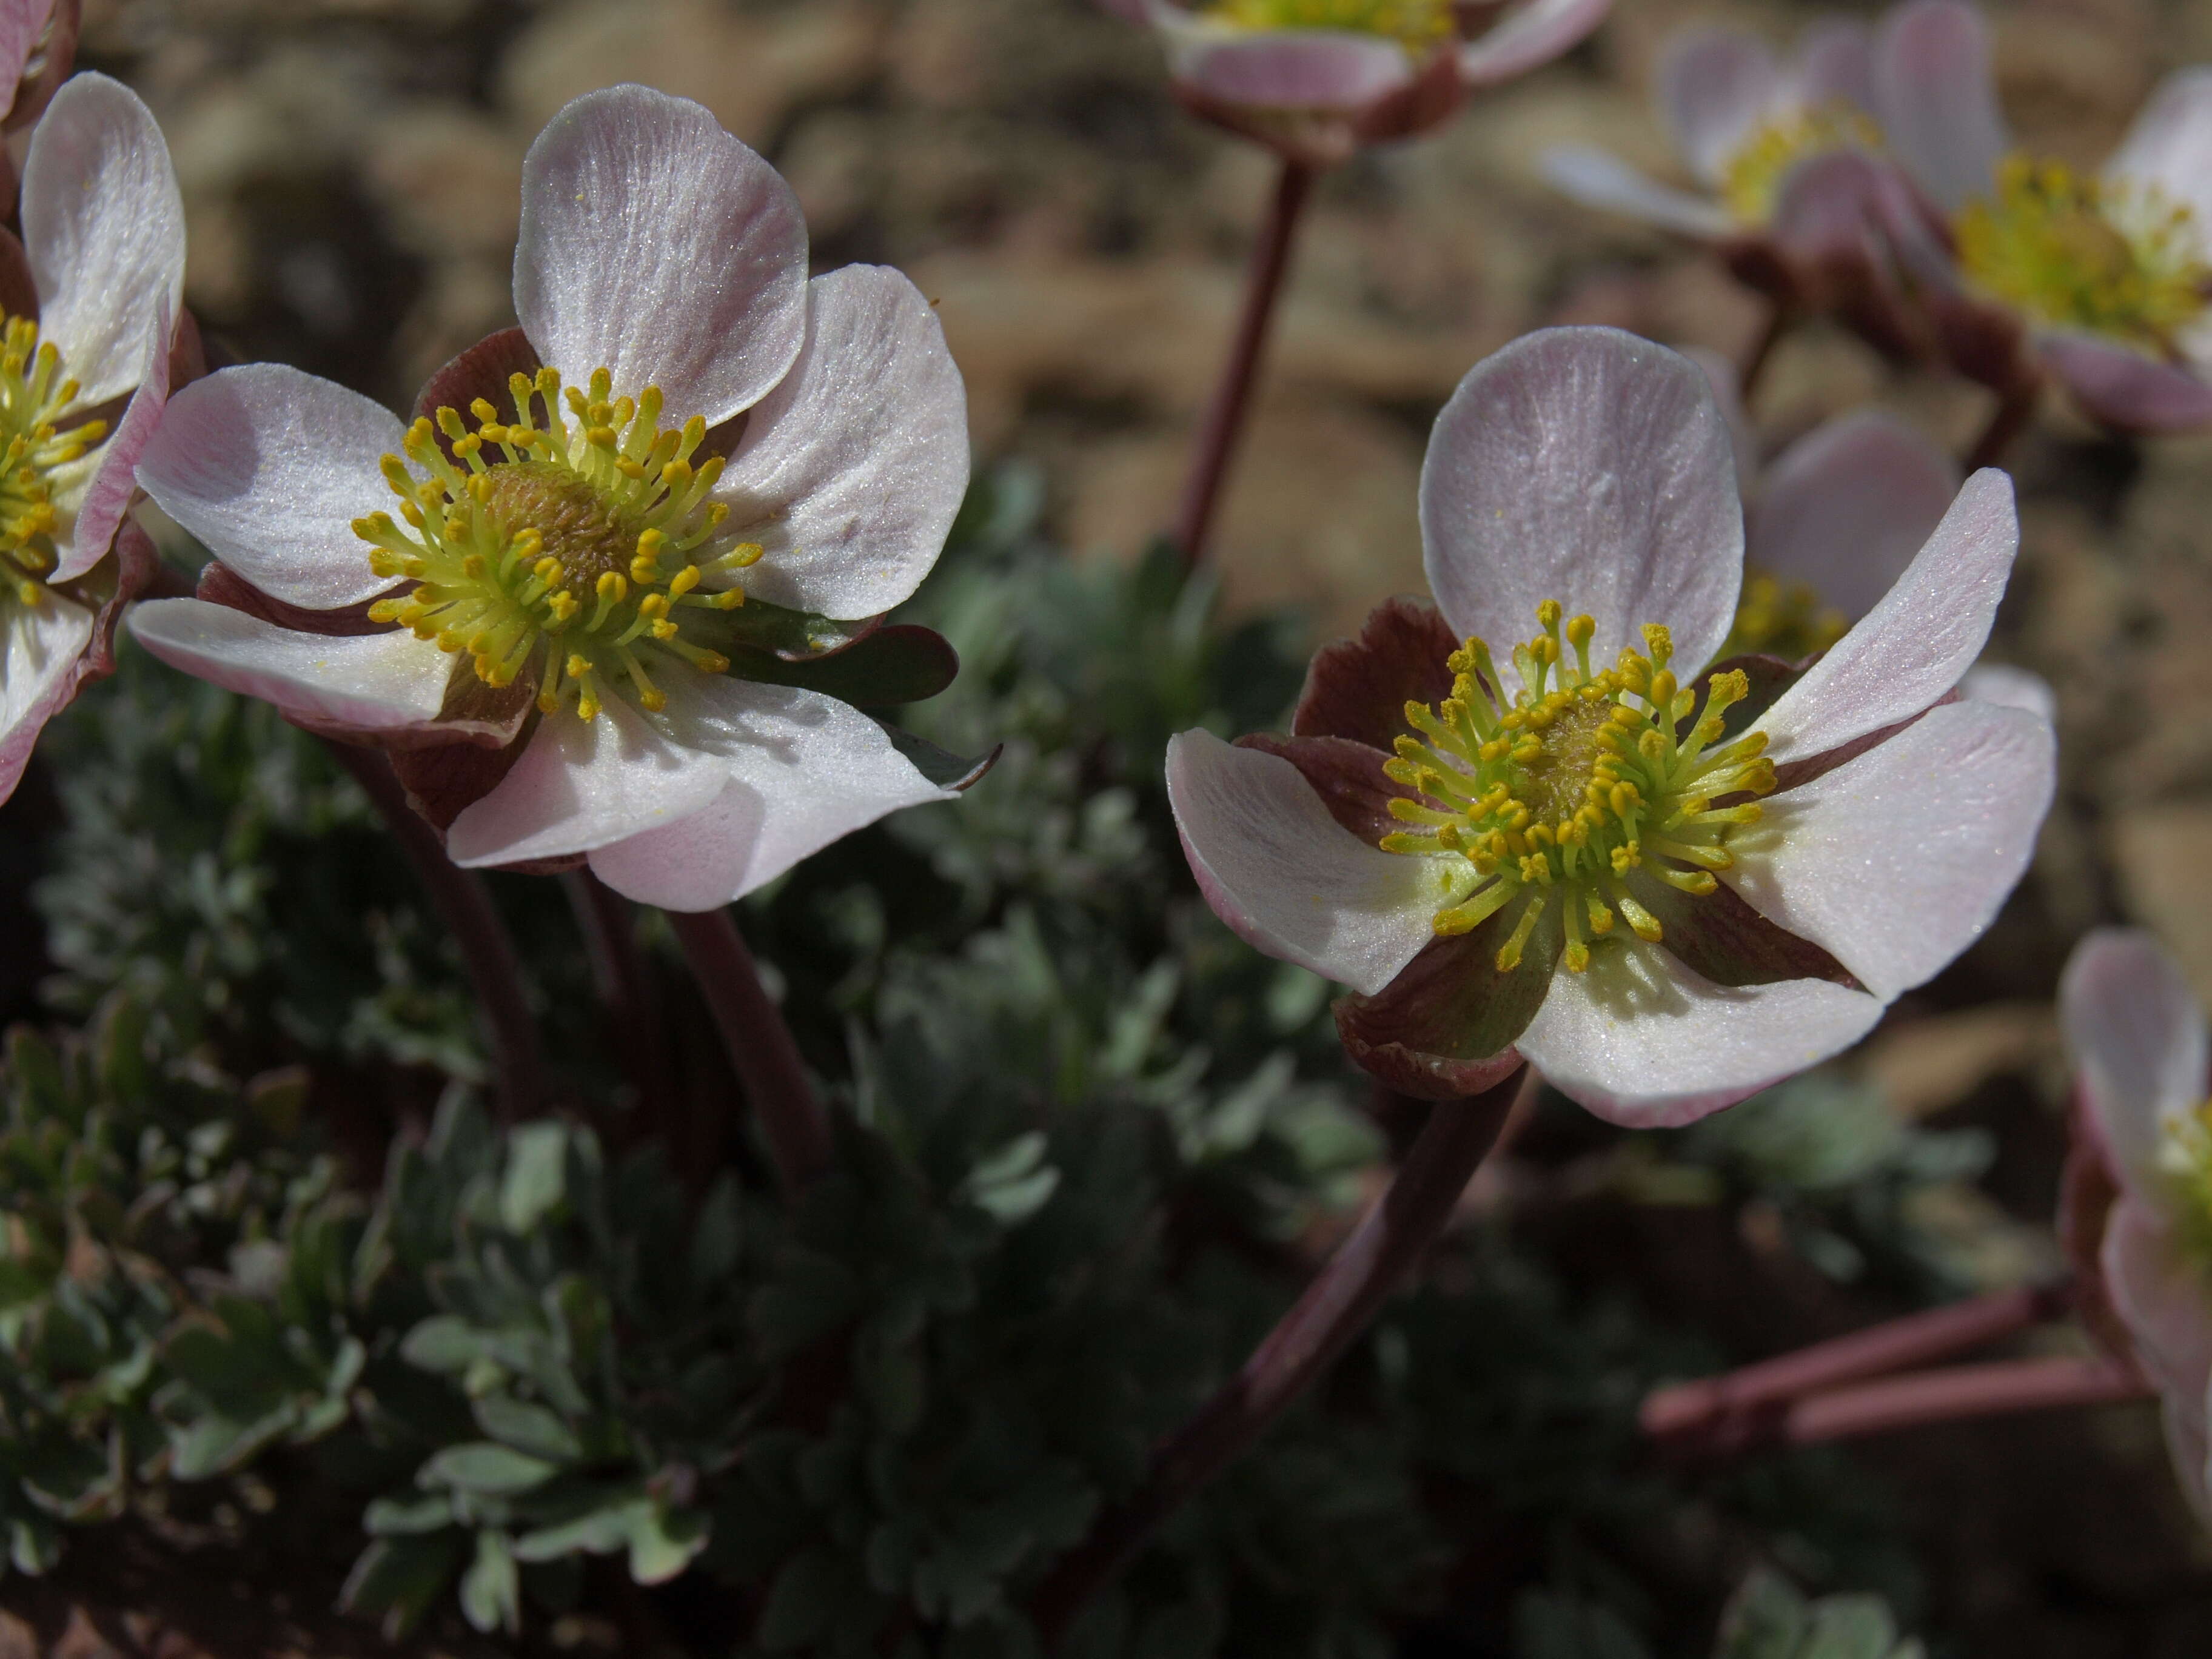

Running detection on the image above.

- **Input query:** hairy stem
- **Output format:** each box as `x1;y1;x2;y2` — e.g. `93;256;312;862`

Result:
1030;1067;1529;1648
1642;1281;2073;1447
563;872;679;1152
1781;1356;2150;1447
1171;157;1319;567
667;907;833;1196
324;740;545;1121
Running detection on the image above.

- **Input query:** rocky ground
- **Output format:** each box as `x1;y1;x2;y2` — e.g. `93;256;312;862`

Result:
14;0;2212;1650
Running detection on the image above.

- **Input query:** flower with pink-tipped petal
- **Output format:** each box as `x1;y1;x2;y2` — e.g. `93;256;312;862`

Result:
0;70;185;808
1874;0;2212;432
2059;928;2212;1519
0;0;76;135
129;84;973;913
1099;0;1610;166
1164;327;2053;1124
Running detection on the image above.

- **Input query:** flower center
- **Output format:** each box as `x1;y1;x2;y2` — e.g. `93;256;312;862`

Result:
0;315;107;615
2157;1099;2212;1265
1956;155;2212;354
1379;602;1777;974
1718;571;1846;663
1718;104;1882;226
1206;0;1454;55
358;366;757;722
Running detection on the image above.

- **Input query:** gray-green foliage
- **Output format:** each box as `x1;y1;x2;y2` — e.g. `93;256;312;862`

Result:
0;469;1958;1654
1713;1570;1925;1659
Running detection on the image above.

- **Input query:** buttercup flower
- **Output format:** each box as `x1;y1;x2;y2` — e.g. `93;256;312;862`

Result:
1097;0;1609;164
2059;929;2212;1517
1689;349;1960;662
0;71;186;806
1873;0;2212;431
1165;327;2053;1123
130;84;971;913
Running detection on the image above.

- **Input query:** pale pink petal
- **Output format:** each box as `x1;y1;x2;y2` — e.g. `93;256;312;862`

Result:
1752;468;2016;762
445;694;731;869
1792;18;1874;110
1871;0;2008;212
0;587;92;803
1959;662;2053;720
2105;1204;2212;1443
51;296;170;583
126;600;450;732
2060;928;2208;1198
714;266;968;621
135;363;406;612
1517;939;1885;1127
1458;0;1611;90
1748;409;1960;619
1420;327;1742;678
21;72;184;407
1683;346;1758;488
1541;146;1736;238
1165;728;1440;996
513;84;806;427
1655;27;1780;184
2040;333;2212;435
586;680;951;910
0;1;47;117
1176;32;1413;111
2104;68;2212;236
1723;700;2053;1000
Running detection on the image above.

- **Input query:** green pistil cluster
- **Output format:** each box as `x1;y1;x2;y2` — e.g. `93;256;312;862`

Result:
358;367;760;722
1207;0;1454;55
1;315;106;612
1380;602;1777;974
1957;155;2212;355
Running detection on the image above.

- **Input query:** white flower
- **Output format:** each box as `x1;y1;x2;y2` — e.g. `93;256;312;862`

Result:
0;71;186;805
130;84;971;913
1165;327;2054;1125
2059;929;2212;1519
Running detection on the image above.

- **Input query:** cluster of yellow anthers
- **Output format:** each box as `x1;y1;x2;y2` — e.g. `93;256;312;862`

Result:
357;367;762;722
1957;155;2212;354
1380;602;1777;975
0;316;106;611
1718;104;1882;226
1721;572;1847;664
1208;0;1454;55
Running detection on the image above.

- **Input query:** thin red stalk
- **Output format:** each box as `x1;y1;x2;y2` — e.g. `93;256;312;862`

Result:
324;740;545;1121
1641;1281;2072;1443
1780;1356;2150;1447
667;907;832;1196
1737;300;1791;402
1965;381;2040;472
1170;157;1318;567
562;872;679;1153
1029;1067;1530;1649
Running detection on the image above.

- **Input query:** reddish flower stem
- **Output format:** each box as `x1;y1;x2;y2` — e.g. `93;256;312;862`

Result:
323;740;546;1121
563;871;680;1152
1171;156;1319;567
1780;1356;2150;1447
1738;299;1792;403
1965;381;2040;472
1028;1067;1530;1649
1641;1280;2073;1446
667;907;833;1197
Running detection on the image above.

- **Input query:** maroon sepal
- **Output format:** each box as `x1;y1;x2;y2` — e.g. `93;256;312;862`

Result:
0;226;33;321
1293;595;1460;751
726;623;959;709
1235;731;1399;843
389;732;534;836
413;326;543;462
1175;45;1466;169
1623;870;1857;991
2058;1085;2135;1366
1335;905;1558;1100
167;307;210;397
194;559;387;638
